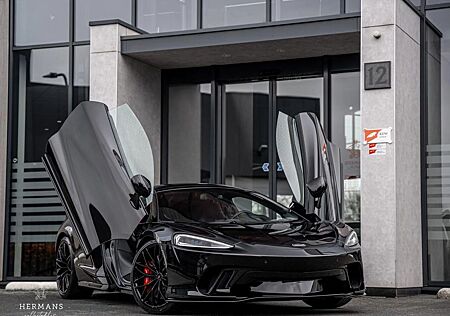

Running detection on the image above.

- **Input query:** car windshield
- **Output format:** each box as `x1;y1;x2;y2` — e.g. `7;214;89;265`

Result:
156;188;301;224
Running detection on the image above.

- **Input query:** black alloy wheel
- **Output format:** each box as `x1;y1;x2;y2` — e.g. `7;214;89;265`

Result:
56;236;93;299
131;240;173;314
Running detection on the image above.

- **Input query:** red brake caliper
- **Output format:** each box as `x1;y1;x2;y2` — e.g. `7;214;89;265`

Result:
143;267;152;286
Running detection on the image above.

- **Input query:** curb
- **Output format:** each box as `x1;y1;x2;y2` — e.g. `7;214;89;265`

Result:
5;282;57;291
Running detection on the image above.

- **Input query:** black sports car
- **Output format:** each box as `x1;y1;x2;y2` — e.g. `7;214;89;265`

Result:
42;101;364;314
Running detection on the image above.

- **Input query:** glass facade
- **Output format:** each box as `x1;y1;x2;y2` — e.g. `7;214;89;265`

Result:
14;0;69;46
427;0;450;5
345;0;361;13
272;0;340;21
137;0;197;33
203;0;267;28
276;77;323;206
75;0;133;41
331;72;361;231
9;47;69;276
73;45;90;108
224;82;270;196
426;6;450;283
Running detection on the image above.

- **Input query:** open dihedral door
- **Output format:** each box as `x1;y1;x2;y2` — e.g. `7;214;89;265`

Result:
276;112;342;222
42;101;154;254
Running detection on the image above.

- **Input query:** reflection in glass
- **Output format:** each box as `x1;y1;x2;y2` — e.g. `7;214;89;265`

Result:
75;0;132;41
331;72;361;224
203;0;266;28
137;0;197;33
14;0;69;46
168;84;212;183
272;0;340;21
426;9;450;282
276;78;323;206
225;82;269;196
110;104;155;204
345;0;361;13
8;47;69;276
73;45;90;107
426;0;449;5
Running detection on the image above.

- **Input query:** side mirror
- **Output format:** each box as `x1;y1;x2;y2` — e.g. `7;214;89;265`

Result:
129;175;152;210
306;176;327;209
131;174;152;198
289;201;321;223
307;176;327;198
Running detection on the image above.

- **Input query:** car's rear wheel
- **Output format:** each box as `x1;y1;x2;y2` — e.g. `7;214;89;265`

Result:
302;296;352;309
56;237;93;299
131;240;173;314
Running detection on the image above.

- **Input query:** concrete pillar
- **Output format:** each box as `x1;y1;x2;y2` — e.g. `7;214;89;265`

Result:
360;0;422;295
0;0;9;281
89;22;161;184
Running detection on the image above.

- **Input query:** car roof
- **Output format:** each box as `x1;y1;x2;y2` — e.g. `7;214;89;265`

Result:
154;183;251;193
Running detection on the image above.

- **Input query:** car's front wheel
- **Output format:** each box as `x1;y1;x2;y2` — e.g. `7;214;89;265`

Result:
56;237;93;299
131;240;173;314
302;296;352;309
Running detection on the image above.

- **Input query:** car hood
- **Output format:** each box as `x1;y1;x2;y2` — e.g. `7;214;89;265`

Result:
168;220;338;248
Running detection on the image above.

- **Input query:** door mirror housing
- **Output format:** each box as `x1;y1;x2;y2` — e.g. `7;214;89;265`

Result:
131;174;152;198
129;174;152;210
307;176;327;210
306;176;327;198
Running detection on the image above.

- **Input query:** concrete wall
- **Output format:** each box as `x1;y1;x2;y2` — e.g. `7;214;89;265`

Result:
90;23;161;184
0;0;9;281
361;0;422;293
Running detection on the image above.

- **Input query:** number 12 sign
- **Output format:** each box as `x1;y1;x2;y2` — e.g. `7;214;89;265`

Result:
364;61;391;90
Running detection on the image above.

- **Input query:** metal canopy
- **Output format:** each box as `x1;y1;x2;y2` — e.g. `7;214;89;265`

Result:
121;15;360;69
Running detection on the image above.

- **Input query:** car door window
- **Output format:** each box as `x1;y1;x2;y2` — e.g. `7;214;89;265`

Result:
109;103;155;203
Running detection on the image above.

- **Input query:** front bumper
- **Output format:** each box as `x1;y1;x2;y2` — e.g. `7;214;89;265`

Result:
166;244;365;301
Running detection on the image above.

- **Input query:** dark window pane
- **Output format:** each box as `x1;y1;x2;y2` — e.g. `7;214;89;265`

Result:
14;0;69;46
75;0;132;41
276;78;323;206
137;0;197;33
331;72;361;224
225;82;269;196
168;84;212;183
426;9;450;283
272;0;340;21
203;0;266;28
73;45;90;107
346;0;361;13
427;0;450;5
8;47;68;277
21;48;69;162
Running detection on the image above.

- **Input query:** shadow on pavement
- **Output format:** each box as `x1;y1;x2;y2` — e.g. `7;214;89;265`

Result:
90;292;358;315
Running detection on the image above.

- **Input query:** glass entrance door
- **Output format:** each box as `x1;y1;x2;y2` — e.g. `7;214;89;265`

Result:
331;72;361;233
163;58;360;226
276;77;324;206
224;81;270;195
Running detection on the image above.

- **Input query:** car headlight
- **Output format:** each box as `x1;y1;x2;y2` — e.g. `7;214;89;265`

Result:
174;234;234;249
344;231;359;247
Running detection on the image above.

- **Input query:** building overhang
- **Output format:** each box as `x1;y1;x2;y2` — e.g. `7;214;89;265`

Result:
120;14;361;69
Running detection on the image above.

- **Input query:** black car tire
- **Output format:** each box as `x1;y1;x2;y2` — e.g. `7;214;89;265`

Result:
131;240;173;314
302;296;352;309
56;237;94;299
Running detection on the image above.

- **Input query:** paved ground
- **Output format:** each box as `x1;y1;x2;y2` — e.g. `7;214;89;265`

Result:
0;290;449;316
